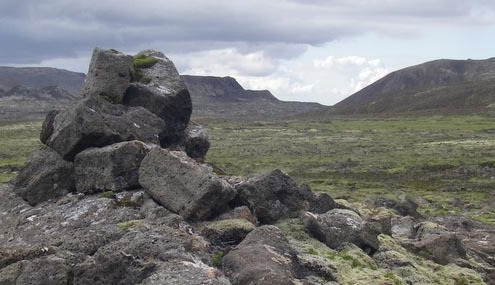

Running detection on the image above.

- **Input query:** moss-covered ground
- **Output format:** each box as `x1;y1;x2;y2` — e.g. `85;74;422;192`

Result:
204;114;495;225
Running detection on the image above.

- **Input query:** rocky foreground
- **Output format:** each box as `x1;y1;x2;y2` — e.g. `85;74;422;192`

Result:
1;48;495;284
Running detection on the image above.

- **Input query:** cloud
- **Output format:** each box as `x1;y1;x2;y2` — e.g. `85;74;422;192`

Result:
1;0;494;64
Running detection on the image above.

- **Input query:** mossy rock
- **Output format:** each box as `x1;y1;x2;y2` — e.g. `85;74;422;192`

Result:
201;218;255;245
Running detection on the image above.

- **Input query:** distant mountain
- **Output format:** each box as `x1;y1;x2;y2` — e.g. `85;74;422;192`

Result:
0;85;80;121
181;75;325;119
0;66;325;121
0;67;85;95
332;57;495;115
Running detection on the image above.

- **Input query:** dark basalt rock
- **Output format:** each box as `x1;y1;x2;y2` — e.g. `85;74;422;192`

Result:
74;141;152;193
12;145;74;206
139;148;235;221
303;209;380;254
222;225;304;285
123;50;192;146
233;169;314;224
42;95;165;161
81;48;134;103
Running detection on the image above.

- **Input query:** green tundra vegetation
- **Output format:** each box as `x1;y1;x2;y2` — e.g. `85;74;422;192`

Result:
204;114;495;225
2;114;495;225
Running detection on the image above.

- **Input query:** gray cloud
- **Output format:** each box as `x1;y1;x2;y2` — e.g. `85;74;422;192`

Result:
1;0;494;65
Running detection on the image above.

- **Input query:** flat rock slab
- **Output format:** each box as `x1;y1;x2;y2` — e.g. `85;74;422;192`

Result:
74;140;152;193
43;95;165;161
13;145;74;206
139;148;235;220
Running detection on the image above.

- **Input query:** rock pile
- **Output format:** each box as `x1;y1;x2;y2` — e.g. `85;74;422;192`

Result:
3;48;494;284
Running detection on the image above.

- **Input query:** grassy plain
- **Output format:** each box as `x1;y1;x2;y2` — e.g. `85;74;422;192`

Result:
1;115;495;224
204;114;495;224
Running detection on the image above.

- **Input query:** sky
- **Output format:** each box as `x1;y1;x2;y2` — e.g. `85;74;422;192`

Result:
1;1;495;105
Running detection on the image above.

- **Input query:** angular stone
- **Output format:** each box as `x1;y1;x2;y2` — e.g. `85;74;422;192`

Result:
74;141;152;193
39;109;60;144
43;95;165;161
123;50;192;145
233;169;313;224
402;221;467;265
222;225;303;285
201;218;255;246
81;47;134;103
139;148;235;220
13;145;74;206
182;123;210;160
303;209;380;254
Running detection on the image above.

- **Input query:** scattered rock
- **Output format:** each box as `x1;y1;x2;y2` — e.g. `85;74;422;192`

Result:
368;195;421;218
233;169;313;224
13;145;74;205
216;206;258;224
309;191;336;214
43;95;165;161
303;209;380;254
81;48;134;103
182;123;210;160
139;148;235;220
402;221;467;265
222;225;304;285
74;141;152;193
201;218;255;246
391;216;416;239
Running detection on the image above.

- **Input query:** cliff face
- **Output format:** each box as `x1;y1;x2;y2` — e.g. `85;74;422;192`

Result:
333;57;495;115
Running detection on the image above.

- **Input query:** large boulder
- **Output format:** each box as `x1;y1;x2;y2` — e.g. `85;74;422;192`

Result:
222;225;304;285
12;145;74;205
81;48;134;103
233;169;314;224
139;148;235;220
74;141;152;193
42;95;165;161
123;50;192;146
303;209;380;254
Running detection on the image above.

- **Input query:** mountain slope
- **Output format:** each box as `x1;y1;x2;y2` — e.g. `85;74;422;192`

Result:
0;67;85;95
332;58;495;115
181;75;325;119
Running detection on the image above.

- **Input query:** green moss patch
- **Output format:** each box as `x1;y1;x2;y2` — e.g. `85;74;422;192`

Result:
133;54;158;69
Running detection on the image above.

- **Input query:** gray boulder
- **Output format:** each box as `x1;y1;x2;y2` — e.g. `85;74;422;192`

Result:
123;50;192;146
12;145;74;205
233;169;313;224
222;225;303;285
43;95;165;161
139;148;235;220
39;109;60;144
74;141;152;194
81;48;134;103
402;221;467;265
303;209;380;254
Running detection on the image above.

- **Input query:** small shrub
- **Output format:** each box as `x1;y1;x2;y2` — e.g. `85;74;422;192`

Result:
211;251;224;267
